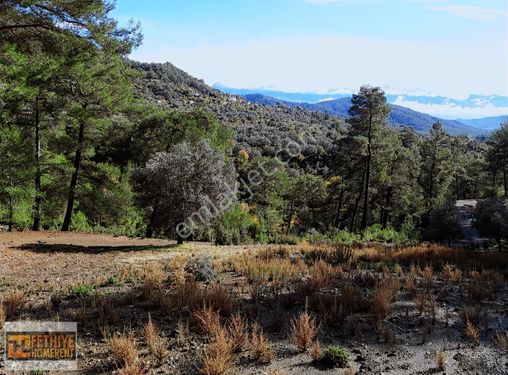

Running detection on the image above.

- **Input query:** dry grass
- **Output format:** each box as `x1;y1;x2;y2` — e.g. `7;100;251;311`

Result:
203;284;237;315
345;365;357;375
356;244;508;276
467;269;503;302
436;351;446;370
108;333;139;367
138;262;167;308
117;363;147;375
465;320;480;345
200;328;234;375
290;307;317;352
307;260;334;291
230;253;306;294
405;271;417;297
195;305;222;338
310;340;323;362
495;331;508;353
143;315;168;362
95;294;118;330
228;313;248;353
175;319;190;347
442;263;462;282
3;289;27;318
373;282;390;320
250;321;273;364
419;265;433;290
170;277;203;311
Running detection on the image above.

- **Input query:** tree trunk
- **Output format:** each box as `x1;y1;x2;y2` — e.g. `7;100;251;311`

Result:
360;112;373;230
503;165;507;197
334;189;344;227
145;209;157;238
176;231;184;245
32;97;42;231
62;110;86;231
455;174;460;200
350;169;366;232
286;202;294;235
8;196;13;232
381;187;393;229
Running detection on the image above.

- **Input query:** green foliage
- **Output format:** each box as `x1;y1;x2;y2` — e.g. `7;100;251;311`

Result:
473;197;508;249
320;346;349;368
305;225;415;245
0;2;502;248
70;284;95;297
107;275;121;287
70;211;93;232
423;202;463;245
213;204;259;245
326;229;362;244
362;224;406;243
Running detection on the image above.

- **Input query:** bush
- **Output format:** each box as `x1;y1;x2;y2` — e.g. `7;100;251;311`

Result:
422;202;463;245
473;197;508;250
320;346;349;369
70;211;93;232
185;257;216;283
213;204;259;245
270;234;300;245
362;224;403;243
326;229;361;244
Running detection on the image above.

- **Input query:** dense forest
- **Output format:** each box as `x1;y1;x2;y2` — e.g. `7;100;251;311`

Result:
1;1;507;247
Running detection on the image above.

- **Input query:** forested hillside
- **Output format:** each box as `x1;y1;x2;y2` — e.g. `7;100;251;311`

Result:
1;1;507;248
242;94;485;136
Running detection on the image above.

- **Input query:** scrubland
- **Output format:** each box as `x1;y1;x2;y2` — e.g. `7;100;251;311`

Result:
0;232;507;374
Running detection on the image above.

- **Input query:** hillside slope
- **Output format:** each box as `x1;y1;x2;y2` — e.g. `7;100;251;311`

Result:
131;61;345;166
458;116;507;130
244;94;485;136
131;61;486;138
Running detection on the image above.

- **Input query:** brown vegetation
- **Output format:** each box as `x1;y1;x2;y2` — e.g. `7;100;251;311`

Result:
290;307;318;352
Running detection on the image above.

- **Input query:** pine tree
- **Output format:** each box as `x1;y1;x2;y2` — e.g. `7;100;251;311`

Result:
346;85;391;230
419;122;453;210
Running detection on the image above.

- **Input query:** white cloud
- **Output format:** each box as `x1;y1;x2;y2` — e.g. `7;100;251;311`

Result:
393;95;508;119
131;34;508;100
427;5;508;20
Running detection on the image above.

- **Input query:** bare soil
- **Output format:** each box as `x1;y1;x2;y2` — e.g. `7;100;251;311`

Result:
0;232;507;375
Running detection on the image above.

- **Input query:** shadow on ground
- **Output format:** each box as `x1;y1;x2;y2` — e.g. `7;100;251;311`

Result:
17;243;185;254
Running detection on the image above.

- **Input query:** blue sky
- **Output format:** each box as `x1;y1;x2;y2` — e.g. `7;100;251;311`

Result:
113;0;508;118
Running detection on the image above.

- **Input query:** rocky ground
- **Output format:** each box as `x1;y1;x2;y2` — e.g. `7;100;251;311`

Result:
0;232;507;374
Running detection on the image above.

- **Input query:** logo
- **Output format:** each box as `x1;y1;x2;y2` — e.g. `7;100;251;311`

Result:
4;322;77;371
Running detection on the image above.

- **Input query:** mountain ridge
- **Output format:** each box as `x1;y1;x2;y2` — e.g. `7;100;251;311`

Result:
132;61;494;137
216;85;508;135
241;93;486;136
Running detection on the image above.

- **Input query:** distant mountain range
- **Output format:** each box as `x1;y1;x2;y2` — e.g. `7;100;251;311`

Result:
238;93;483;136
131;62;505;137
457;116;508;130
215;85;508;136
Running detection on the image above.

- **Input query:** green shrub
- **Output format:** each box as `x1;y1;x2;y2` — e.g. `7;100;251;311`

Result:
327;229;361;244
320;346;348;368
107;275;121;286
70;211;92;232
70;284;95;297
213;204;259;245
